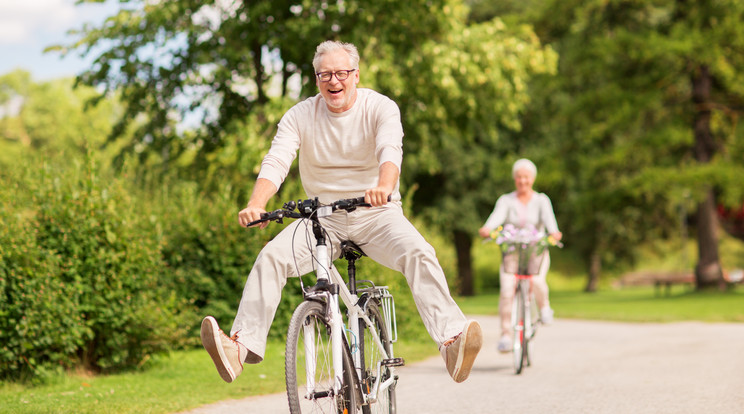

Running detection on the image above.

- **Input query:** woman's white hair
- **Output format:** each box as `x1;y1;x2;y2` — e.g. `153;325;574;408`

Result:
312;40;360;72
512;158;537;178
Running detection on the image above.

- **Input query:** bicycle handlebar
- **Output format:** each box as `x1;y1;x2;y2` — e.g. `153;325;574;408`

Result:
245;196;389;228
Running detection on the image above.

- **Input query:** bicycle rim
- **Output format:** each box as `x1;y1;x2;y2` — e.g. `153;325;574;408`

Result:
359;299;396;414
286;300;359;413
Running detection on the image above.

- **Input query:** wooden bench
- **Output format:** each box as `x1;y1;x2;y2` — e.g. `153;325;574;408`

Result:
615;271;695;296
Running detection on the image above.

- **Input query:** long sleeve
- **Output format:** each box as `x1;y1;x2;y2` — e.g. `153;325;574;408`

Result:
538;194;560;234
483;194;510;231
256;98;310;190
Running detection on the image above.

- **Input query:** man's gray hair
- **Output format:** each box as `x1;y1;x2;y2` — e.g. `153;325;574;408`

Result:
512;158;537;178
313;40;360;72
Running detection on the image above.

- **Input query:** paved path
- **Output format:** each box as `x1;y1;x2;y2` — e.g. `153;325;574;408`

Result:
181;316;744;413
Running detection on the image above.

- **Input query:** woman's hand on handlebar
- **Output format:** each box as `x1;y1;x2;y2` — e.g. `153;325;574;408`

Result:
478;226;492;239
239;204;269;229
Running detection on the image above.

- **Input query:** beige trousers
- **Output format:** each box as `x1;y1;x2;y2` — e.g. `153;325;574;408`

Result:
498;254;551;336
231;202;467;362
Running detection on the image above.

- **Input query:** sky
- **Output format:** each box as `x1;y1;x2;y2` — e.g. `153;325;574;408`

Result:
0;0;120;81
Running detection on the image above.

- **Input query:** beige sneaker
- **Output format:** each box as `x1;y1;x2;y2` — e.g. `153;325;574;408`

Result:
440;320;483;383
201;316;245;383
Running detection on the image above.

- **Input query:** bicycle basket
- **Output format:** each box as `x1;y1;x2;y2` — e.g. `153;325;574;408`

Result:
501;244;547;275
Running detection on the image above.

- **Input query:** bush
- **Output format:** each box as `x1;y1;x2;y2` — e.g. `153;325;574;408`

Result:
0;153;193;381
0;147;442;382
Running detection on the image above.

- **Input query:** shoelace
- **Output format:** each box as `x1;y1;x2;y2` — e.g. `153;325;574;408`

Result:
441;331;462;350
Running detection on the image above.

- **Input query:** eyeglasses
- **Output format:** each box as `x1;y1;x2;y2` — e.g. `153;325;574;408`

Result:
316;69;356;82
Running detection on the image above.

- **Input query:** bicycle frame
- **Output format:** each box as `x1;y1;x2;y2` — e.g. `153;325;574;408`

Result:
513;275;537;342
299;207;398;405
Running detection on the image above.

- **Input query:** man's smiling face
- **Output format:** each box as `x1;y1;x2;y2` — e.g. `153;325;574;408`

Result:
316;49;359;113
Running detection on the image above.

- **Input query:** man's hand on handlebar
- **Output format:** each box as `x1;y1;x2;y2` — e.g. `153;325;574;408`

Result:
239;204;269;229
365;186;392;207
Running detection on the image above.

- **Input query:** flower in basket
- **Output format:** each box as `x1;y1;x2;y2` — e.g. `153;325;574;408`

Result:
491;224;546;253
489;224;559;274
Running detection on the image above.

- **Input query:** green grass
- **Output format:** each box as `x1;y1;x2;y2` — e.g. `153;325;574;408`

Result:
0;340;436;414
4;235;743;413
456;283;744;323
6;285;741;414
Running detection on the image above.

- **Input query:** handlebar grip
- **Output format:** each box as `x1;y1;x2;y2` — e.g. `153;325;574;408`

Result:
353;195;392;205
245;218;264;227
244;211;272;228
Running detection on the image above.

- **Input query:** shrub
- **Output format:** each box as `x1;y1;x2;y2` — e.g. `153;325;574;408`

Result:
0;153;193;380
155;180;306;342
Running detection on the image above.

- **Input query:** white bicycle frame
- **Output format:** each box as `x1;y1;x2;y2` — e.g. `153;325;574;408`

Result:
302;207;398;405
506;245;545;351
511;276;538;351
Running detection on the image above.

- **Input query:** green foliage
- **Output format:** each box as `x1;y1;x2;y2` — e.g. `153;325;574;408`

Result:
500;0;744;286
0;152;193;381
367;10;558;234
0;70;120;167
60;0;459;171
153;179;299;341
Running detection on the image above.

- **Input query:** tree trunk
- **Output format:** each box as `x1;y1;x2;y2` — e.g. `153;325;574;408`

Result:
453;230;474;296
694;189;724;289
584;249;601;293
691;64;725;290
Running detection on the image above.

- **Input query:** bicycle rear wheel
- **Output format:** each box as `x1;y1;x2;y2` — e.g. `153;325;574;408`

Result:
359;298;396;414
512;283;527;374
286;300;360;414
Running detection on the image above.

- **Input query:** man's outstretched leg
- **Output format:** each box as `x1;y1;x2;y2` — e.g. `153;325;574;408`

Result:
201;221;310;382
440;320;483;383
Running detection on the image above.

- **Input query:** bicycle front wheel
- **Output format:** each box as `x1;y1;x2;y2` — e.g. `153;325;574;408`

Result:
512;283;527;375
286;300;359;414
359;298;396;414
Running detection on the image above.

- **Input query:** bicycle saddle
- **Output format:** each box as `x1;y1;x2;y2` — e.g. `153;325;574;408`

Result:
340;240;366;260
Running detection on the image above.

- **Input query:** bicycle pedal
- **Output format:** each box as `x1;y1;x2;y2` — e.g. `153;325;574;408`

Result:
382;357;405;367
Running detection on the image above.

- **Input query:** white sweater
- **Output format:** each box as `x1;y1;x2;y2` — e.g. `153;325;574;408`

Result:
258;88;404;203
483;191;560;234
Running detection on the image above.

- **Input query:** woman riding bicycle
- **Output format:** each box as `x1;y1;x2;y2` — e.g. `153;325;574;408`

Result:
478;158;562;353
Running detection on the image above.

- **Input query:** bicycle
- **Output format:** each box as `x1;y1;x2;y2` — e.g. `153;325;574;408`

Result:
490;224;562;374
247;196;403;414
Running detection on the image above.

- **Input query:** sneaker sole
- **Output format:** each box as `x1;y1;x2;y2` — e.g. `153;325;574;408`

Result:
201;316;237;383
453;320;483;383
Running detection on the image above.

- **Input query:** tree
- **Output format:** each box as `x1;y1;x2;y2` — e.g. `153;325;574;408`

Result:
56;1;455;173
58;1;557;295
347;2;557;295
0;70;120;165
526;0;744;290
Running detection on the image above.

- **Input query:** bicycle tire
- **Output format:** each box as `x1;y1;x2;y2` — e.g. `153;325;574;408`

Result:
286;300;360;414
526;289;540;368
512;282;526;375
359;298;397;414
523;287;532;368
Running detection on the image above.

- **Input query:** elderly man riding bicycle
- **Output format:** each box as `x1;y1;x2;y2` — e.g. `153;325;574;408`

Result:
200;40;482;386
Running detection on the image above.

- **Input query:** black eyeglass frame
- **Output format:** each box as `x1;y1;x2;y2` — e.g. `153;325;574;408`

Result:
315;69;356;82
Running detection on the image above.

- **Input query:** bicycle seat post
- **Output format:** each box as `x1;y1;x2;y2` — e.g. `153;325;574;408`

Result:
347;256;357;295
340;241;365;295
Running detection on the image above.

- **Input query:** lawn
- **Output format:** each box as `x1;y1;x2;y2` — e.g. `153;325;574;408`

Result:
456;283;744;323
4;234;743;413
4;284;742;414
0;340;436;414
